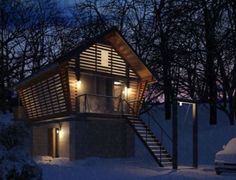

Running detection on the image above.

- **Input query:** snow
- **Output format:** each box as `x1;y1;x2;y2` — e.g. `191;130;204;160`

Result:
0;112;14;124
223;138;236;152
2;106;236;179
215;138;236;163
141;104;236;165
0;112;42;179
38;104;236;179
39;157;236;180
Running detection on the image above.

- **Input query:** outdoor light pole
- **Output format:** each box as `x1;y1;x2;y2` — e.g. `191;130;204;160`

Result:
172;98;178;169
178;100;198;168
192;103;198;168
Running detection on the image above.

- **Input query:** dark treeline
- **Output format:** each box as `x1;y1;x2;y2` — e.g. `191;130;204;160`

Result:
0;0;235;124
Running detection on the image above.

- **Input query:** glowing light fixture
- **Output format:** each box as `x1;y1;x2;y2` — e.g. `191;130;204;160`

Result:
123;86;130;96
76;80;81;88
114;81;121;85
179;102;183;106
56;129;60;134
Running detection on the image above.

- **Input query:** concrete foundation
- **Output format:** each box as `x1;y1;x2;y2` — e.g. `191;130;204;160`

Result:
31;114;134;160
32;121;70;158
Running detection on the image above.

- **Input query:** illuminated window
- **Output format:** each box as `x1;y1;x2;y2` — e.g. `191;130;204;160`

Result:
101;50;109;67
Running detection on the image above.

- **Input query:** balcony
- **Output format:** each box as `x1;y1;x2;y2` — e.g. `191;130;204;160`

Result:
76;94;132;114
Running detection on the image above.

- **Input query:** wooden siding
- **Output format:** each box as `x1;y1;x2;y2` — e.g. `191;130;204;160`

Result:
80;43;138;79
18;65;71;120
103;30;154;81
17;42;150;120
67;59;78;112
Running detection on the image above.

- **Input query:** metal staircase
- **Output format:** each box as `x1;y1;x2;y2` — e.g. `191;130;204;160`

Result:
124;114;172;167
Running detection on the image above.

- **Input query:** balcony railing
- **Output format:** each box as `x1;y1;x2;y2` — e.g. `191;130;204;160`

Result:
76;94;131;114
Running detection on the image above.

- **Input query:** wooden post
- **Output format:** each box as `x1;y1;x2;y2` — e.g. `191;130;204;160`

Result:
172;99;178;169
192;103;198;168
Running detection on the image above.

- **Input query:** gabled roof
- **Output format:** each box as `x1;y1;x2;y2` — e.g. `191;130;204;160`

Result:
103;29;154;81
17;28;155;88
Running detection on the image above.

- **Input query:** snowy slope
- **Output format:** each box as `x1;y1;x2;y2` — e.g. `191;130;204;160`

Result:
141;104;236;165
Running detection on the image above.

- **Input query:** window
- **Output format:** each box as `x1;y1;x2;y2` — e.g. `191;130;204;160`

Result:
101;50;109;67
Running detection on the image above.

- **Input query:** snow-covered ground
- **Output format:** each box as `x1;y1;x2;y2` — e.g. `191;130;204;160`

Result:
38;104;236;179
39;157;235;180
2;105;236;179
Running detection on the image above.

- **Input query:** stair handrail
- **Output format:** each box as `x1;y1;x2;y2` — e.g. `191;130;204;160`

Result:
124;99;172;141
121;99;172;143
145;108;172;164
146;108;172;142
122;99;172;165
121;99;137;115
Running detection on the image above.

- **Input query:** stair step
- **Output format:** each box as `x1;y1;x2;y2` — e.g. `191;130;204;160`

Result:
140;133;154;136
141;137;155;141
161;162;172;166
148;145;162;148
154;153;171;159
134;125;146;128
136;130;151;133
152;148;165;151
126;116;139;119
127;115;173;167
155;155;171;159
160;159;172;163
146;141;159;144
133;122;145;125
149;146;164;149
130;121;145;126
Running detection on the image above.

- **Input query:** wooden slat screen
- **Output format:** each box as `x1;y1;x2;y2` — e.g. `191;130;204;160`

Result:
19;73;68;120
128;80;138;101
67;59;77;112
80;43;138;78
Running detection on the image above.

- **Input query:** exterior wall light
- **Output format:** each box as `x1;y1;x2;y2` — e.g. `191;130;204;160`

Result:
123;86;130;98
114;81;121;85
77;80;81;89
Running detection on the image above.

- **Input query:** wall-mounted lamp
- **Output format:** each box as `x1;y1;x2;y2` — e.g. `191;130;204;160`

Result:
178;101;194;106
56;123;62;134
77;80;81;88
114;81;121;85
123;87;130;98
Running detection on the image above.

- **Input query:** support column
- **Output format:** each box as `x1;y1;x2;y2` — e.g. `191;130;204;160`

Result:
192;103;198;168
69;119;77;160
172;99;178;169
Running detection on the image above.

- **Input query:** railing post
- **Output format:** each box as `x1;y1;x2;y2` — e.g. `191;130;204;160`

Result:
172;99;178;170
77;97;80;112
121;98;123;114
84;94;87;112
160;130;163;162
145;125;147;142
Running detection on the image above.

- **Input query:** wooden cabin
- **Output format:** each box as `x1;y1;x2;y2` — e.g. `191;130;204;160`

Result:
17;29;155;160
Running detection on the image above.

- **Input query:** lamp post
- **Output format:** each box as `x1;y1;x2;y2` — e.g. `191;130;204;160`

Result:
172;99;178;170
178;100;198;168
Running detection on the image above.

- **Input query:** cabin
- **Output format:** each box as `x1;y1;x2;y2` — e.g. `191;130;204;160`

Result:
17;29;171;165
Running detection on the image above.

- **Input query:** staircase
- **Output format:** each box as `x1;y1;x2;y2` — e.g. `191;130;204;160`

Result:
132;81;148;113
125;114;172;167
